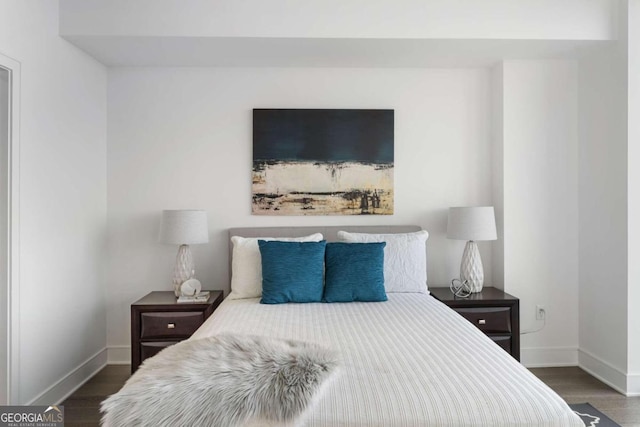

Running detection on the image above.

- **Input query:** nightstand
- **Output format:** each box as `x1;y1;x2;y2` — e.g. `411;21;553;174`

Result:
130;290;224;373
429;287;520;361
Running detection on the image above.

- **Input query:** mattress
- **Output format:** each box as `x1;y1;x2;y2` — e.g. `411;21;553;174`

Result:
191;293;582;426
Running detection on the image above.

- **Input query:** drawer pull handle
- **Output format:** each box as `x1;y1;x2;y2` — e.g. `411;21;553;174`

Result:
478;319;486;325
167;323;175;329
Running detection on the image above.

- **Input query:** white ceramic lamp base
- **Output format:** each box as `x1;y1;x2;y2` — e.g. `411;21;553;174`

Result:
460;240;484;293
173;244;195;296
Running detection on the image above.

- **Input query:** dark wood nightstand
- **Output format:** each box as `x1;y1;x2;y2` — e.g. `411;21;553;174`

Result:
429;287;520;361
130;290;224;373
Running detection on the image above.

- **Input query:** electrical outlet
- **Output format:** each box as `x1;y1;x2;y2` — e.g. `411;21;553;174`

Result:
536;305;546;320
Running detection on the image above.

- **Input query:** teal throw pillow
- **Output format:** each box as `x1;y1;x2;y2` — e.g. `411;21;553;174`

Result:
323;242;387;303
258;240;326;304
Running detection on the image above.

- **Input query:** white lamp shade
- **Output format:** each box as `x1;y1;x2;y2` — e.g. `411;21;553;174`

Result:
447;206;497;241
159;210;209;245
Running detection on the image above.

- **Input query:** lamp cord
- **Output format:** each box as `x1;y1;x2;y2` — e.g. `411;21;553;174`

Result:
521;316;546;335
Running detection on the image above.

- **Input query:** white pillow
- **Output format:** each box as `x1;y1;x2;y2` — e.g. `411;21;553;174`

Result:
337;230;429;293
228;233;324;300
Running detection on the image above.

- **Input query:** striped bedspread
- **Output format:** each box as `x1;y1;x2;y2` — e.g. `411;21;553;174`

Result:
191;293;583;426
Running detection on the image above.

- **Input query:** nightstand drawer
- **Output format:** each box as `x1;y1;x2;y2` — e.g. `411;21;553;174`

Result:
140;341;177;361
490;335;511;353
132;291;224;373
140;311;204;339
453;307;511;333
430;287;519;361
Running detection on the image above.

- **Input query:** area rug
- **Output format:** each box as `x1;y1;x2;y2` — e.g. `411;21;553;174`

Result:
569;403;621;427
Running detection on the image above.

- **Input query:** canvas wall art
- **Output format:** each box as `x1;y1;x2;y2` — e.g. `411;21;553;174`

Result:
252;109;394;215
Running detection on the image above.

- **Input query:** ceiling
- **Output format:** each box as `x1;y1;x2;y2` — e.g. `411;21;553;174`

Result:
63;36;609;68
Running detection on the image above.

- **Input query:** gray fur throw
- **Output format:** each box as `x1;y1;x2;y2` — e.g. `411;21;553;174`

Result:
101;334;339;427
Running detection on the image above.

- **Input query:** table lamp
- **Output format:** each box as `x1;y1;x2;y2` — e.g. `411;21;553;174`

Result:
447;206;497;293
159;210;209;296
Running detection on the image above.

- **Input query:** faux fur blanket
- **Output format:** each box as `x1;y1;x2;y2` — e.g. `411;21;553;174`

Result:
101;335;339;427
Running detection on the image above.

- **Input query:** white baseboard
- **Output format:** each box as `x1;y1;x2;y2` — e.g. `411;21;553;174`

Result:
627;372;640;397
521;346;578;368
28;348;107;405
108;345;131;365
578;349;640;396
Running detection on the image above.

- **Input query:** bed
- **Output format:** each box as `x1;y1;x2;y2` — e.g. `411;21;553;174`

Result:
189;226;582;426
105;225;582;426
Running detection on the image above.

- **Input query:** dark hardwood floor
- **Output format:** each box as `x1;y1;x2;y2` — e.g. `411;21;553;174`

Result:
530;367;640;427
61;365;130;427
62;365;639;426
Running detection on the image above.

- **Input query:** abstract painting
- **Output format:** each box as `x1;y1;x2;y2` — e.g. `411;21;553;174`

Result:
252;109;394;215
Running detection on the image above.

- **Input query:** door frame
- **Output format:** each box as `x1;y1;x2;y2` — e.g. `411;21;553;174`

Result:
0;51;21;405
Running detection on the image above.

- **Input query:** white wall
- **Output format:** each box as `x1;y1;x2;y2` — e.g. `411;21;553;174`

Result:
491;63;504;291
60;0;616;40
627;0;640;394
500;60;579;366
106;67;492;361
578;47;630;393
0;67;8;404
0;1;107;404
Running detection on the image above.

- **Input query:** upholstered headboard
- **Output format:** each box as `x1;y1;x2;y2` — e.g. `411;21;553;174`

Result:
227;225;421;282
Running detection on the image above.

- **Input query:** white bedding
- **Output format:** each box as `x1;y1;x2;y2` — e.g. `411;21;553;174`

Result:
192;293;582;426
